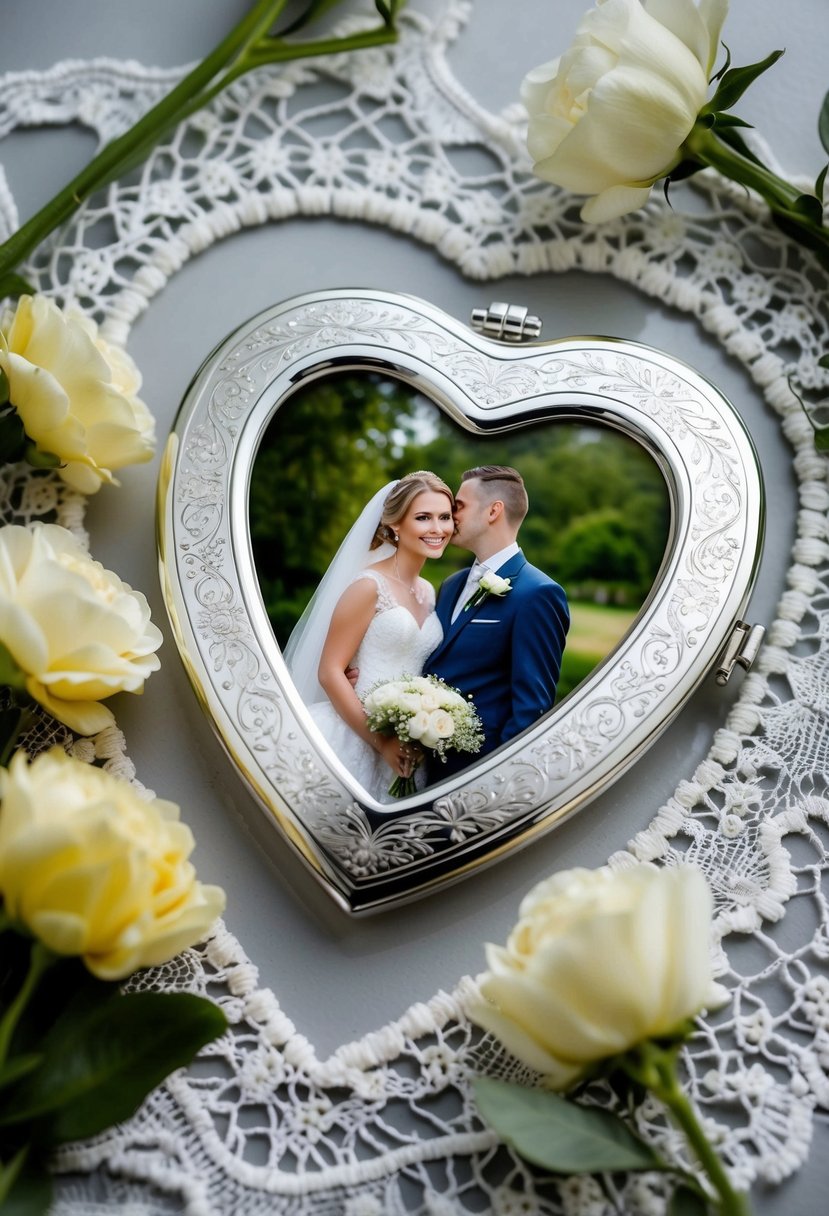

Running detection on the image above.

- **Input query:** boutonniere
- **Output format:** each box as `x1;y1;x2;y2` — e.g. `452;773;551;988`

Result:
464;571;512;612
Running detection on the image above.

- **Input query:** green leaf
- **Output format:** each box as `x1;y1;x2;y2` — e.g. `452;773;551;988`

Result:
816;163;828;204
711;113;753;130
712;123;767;168
818;353;829;369
0;367;9;406
375;0;403;26
668;1183;709;1216
819;89;829;156
0;1146;52;1216
707;49;784;113
278;0;347;38
0;643;27;693
0;991;226;1145
786;372;829;452
22;443;61;470
791;192;825;224
0;411;29;464
473;1078;663;1174
666;158;704;185
0;1054;42;1093
0;275;34;302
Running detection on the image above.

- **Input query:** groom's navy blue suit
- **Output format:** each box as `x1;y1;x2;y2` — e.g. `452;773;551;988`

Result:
427;550;569;777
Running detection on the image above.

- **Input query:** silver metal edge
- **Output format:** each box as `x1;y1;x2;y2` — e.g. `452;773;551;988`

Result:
157;288;765;914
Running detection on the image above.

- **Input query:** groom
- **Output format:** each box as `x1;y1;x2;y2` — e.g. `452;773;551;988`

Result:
427;465;569;776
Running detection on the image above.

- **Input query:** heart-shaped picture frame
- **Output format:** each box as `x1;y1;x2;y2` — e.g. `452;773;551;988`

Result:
158;289;765;915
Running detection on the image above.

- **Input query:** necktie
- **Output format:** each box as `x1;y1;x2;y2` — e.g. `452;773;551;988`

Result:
452;561;488;622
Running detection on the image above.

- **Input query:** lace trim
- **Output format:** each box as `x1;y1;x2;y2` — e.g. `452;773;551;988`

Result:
354;567;437;618
2;2;827;1211
351;567;397;614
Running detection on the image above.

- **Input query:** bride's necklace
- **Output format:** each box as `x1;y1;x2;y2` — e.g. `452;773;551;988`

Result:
388;553;426;605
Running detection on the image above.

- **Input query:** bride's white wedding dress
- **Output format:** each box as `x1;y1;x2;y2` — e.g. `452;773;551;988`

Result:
308;569;443;803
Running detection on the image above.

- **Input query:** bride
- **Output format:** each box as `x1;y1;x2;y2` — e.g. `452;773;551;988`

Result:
284;471;454;802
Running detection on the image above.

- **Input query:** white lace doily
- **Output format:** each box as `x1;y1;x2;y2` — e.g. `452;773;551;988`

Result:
2;3;828;1212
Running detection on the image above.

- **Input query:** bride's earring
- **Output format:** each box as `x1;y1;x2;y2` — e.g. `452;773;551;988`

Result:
393;531;399;544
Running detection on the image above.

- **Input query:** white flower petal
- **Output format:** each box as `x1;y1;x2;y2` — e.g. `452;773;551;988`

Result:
522;0;716;221
468;863;722;1086
581;184;654;221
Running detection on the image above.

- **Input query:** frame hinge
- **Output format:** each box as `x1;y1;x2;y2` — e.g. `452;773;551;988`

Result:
470;301;542;343
715;620;765;685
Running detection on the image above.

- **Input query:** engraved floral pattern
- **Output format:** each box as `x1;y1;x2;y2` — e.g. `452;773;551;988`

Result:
168;292;761;895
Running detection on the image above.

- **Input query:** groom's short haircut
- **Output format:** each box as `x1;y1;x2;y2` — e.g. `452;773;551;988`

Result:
462;465;528;527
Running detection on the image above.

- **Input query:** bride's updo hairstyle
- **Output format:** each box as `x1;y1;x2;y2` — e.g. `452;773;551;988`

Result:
370;471;453;549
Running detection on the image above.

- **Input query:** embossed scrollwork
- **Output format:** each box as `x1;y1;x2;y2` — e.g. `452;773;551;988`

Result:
159;290;764;911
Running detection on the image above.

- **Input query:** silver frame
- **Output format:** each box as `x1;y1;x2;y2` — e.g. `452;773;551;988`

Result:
157;288;765;914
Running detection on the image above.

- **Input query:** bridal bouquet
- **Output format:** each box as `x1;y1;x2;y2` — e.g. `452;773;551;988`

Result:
362;674;484;797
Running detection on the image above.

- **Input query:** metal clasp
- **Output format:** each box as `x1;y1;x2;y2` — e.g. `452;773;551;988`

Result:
715;620;765;685
470;301;542;343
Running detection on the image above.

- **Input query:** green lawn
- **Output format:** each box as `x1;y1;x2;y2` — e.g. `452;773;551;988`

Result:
556;602;638;701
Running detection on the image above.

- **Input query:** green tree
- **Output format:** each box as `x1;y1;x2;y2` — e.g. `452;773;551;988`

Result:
554;509;652;602
249;373;424;643
251;375;672;648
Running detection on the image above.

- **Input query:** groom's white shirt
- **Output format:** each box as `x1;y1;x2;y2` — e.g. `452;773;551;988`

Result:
450;541;520;622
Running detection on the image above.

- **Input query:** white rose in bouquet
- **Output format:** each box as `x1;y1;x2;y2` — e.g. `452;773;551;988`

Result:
362;673;484;797
406;709;432;742
396;691;423;713
364;682;400;711
429;710;455;739
438;687;467;710
418;688;443;712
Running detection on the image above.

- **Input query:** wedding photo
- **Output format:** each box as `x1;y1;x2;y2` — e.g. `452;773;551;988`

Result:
249;370;672;794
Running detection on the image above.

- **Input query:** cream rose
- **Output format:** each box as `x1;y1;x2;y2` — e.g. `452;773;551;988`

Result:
479;572;511;597
468;864;728;1089
410;710;454;750
428;709;455;739
522;0;728;222
0;523;162;734
405;709;432;742
0;294;155;492
0;748;225;980
364;682;400;711
438;687;466;710
418;688;442;712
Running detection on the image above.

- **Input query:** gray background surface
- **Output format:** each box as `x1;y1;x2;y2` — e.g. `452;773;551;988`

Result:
2;1;827;1211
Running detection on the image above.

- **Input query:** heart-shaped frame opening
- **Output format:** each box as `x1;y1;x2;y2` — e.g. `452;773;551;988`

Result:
158;289;764;914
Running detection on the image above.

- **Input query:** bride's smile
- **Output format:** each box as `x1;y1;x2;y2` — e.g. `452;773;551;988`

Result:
394;491;454;568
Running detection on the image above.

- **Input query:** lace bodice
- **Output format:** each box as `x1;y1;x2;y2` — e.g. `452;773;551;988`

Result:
350;569;442;696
